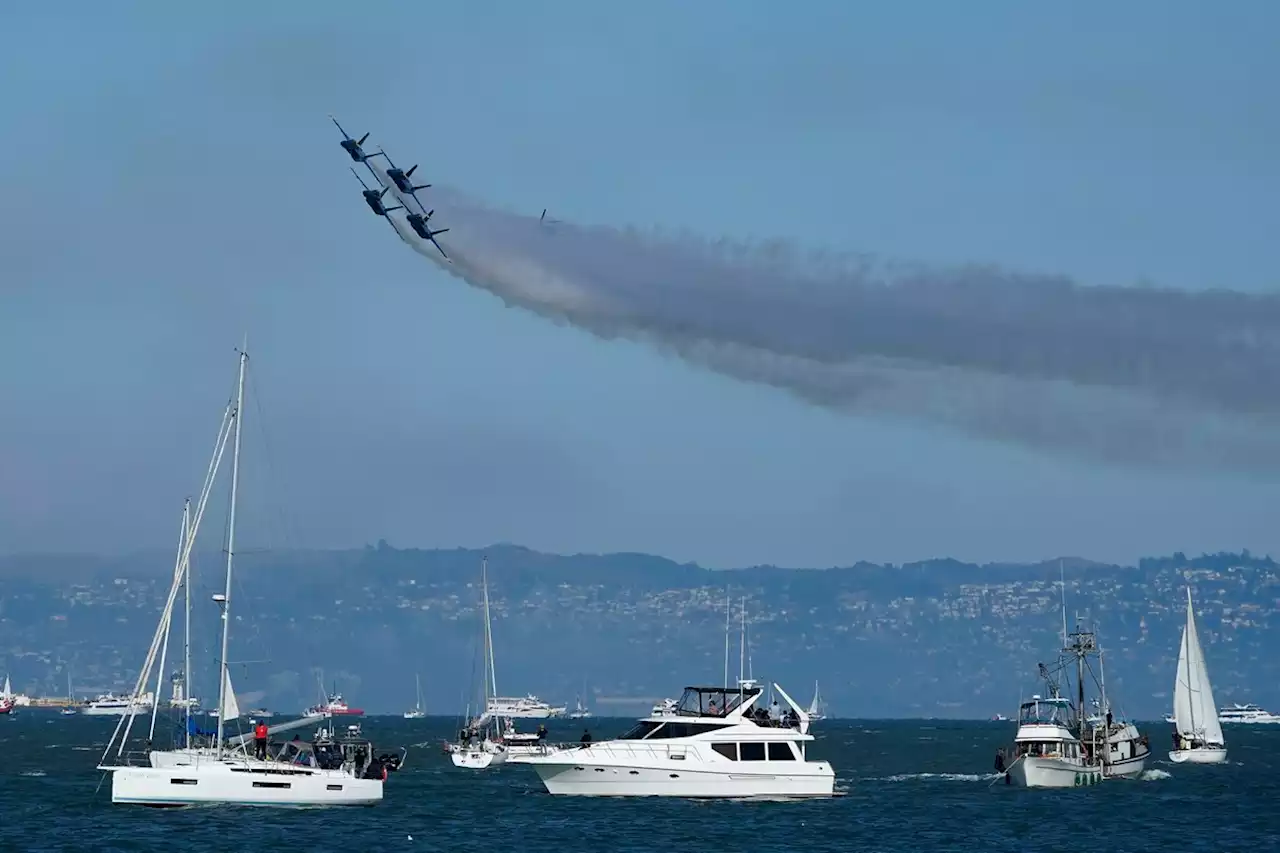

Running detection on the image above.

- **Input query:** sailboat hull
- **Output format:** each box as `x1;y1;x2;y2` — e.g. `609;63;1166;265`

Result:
1169;747;1227;764
450;745;508;769
106;761;383;806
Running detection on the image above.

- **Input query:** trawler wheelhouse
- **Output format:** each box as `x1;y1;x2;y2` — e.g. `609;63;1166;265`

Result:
1012;695;1086;762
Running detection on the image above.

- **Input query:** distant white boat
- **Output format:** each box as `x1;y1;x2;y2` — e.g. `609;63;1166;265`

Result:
567;694;592;720
807;681;827;721
82;692;155;717
651;698;678;717
404;674;426;720
486;695;566;719
1169;588;1227;764
1218;703;1280;724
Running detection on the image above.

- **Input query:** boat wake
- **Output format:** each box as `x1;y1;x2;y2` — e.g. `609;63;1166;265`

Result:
21;770;47;777
1140;769;1172;781
875;772;1002;783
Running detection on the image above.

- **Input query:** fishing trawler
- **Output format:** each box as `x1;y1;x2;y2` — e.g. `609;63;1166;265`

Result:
1004;617;1148;786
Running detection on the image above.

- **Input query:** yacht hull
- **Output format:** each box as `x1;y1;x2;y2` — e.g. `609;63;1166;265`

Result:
528;759;835;798
1169;747;1227;764
107;762;381;806
1006;756;1103;789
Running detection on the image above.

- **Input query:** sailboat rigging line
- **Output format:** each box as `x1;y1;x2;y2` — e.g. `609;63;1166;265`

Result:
103;398;237;766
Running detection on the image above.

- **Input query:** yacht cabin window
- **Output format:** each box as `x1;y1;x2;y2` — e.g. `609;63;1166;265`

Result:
711;743;738;761
739;742;766;761
767;742;796;761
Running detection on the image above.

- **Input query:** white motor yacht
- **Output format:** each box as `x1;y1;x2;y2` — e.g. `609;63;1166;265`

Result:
82;692;155;717
519;681;835;798
1218;703;1280;724
486;695;566;719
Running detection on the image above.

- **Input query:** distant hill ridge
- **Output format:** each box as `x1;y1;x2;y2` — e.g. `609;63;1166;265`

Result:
1;545;1275;718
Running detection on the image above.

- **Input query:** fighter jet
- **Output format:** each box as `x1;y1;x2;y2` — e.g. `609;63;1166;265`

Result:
539;208;562;228
348;168;410;243
331;115;378;163
406;210;450;260
383;153;432;196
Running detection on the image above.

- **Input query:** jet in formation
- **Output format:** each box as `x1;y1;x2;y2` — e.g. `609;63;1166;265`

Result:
331;116;450;261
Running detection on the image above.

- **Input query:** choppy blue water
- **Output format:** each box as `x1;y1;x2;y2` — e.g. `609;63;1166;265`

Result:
3;714;1276;852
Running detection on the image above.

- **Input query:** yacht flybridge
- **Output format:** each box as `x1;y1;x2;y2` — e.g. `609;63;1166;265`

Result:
96;347;401;806
518;681;835;798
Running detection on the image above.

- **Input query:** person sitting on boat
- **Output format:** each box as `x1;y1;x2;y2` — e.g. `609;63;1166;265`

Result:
707;700;718;716
537;724;548;741
580;729;593;745
784;709;799;728
253;721;269;760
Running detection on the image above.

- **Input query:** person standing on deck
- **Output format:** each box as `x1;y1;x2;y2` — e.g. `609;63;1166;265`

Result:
254;721;269;760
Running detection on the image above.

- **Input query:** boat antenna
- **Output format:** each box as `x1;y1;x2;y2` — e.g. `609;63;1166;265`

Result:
215;344;248;757
723;589;730;688
1059;558;1068;647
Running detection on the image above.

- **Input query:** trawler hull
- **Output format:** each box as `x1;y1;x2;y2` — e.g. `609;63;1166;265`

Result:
107;762;382;806
1006;756;1103;789
1169;747;1227;764
1102;752;1146;778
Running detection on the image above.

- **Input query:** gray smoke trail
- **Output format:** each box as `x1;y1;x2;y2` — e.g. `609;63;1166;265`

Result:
370;169;1280;472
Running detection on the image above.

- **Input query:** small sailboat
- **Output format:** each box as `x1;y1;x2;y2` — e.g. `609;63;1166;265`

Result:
0;676;14;716
404;674;426;719
1170;588;1227;764
97;346;400;805
568;693;592;720
450;557;508;769
807;680;827;721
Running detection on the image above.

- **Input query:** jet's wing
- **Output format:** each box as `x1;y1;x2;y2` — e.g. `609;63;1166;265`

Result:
384;212;412;245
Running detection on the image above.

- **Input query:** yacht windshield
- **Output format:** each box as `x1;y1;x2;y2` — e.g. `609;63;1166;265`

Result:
1019;696;1072;725
674;687;760;718
617;720;663;740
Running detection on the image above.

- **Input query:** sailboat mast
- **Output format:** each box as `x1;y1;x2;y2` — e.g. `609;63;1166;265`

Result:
182;497;192;749
481;557;497;732
215;347;247;756
1184;587;1196;736
738;596;745;700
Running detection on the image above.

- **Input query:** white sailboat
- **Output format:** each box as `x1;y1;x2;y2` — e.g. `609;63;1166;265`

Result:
98;346;396;805
807;681;827;721
1170;588;1227;764
450;557;509;769
403;674;426;720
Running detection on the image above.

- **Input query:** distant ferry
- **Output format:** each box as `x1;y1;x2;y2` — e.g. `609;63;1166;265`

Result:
487;695;566;720
991;713;1009;722
1218;703;1280;724
81;692;155;717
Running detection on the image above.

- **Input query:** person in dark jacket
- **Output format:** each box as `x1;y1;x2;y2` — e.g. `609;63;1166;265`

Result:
993;748;1006;773
580;729;593;745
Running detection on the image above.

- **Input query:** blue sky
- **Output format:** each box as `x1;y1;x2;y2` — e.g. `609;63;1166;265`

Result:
2;0;1278;567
